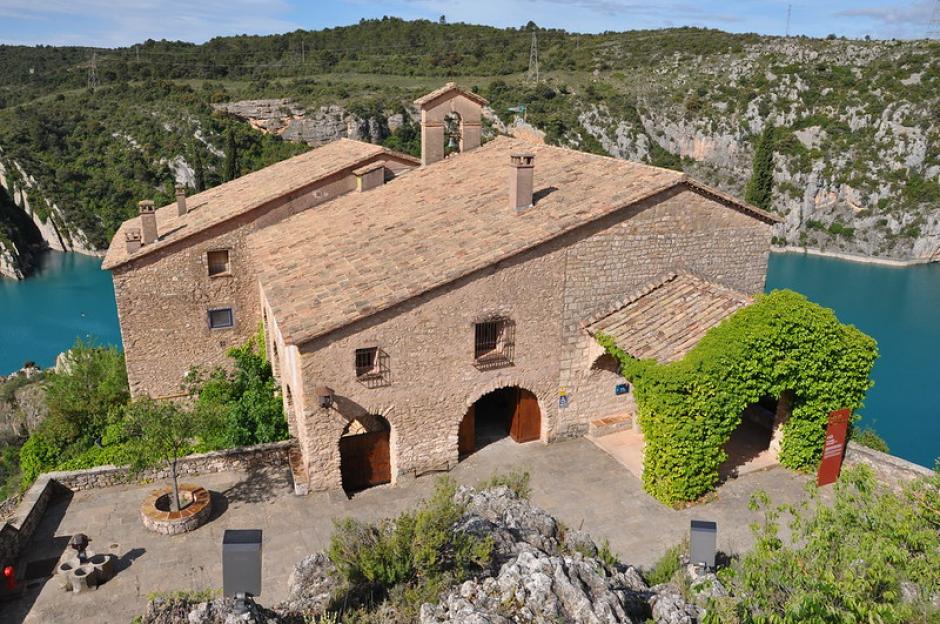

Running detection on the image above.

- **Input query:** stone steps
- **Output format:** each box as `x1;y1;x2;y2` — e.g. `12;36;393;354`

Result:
288;446;309;496
588;414;633;438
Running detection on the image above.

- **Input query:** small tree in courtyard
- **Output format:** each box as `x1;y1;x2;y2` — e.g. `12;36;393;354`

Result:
124;397;214;512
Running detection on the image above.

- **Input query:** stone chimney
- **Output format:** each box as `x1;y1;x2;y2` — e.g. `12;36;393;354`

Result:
175;185;188;216
125;228;142;254
354;162;385;192
139;200;157;245
509;152;535;212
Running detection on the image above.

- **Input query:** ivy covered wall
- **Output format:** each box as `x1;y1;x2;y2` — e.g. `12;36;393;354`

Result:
599;289;878;505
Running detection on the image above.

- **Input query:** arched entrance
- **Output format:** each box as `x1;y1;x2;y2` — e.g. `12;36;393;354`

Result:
340;415;391;493
719;395;777;480
459;387;541;457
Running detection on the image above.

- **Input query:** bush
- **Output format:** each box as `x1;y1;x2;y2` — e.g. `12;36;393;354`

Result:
476;469;531;499
719;466;940;622
645;539;687;586
852;426;890;453
328;478;492;616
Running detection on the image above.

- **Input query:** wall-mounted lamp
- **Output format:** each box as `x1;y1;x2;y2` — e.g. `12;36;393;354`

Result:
316;386;334;409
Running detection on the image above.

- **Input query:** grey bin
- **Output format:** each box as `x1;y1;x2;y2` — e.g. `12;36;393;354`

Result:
689;520;717;569
223;529;263;598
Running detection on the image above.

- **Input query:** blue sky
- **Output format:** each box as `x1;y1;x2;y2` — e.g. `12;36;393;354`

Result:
0;0;936;47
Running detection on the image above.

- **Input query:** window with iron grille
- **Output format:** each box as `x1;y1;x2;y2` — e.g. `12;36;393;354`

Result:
355;347;390;387
474;317;514;369
207;249;231;276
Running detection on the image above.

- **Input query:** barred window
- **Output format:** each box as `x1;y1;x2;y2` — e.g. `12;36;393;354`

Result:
355;347;390;387
474;318;515;369
355;347;378;378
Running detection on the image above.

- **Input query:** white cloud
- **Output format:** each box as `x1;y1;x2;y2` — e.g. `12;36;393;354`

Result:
0;0;299;46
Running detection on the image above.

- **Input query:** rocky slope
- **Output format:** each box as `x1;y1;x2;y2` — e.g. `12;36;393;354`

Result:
139;485;721;624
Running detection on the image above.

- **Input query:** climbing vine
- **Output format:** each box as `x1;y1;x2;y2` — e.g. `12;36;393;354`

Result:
598;289;878;505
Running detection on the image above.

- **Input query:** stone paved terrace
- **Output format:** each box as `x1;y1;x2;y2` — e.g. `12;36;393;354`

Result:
2;437;820;624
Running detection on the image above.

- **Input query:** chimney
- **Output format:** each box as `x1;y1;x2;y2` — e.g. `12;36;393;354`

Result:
175;185;188;216
353;162;385;192
125;228;142;254
139;200;157;245
509;152;535;212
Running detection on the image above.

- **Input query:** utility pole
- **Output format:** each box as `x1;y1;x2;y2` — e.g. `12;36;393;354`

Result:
301;39;305;64
87;52;99;92
785;4;792;37
527;31;539;83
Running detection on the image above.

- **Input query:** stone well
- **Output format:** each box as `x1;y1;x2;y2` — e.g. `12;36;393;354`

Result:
140;483;212;535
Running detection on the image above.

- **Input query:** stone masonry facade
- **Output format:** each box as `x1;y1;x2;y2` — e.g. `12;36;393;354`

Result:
267;186;771;493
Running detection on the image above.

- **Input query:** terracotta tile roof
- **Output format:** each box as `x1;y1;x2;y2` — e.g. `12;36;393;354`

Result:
103;139;413;270
583;272;752;363
249;136;769;346
413;82;488;107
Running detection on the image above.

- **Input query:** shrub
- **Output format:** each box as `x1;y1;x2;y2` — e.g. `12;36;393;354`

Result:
852;426;889;453
476;469;531;499
328;478;492;613
18;431;63;486
645;539;687;586
600;290;878;504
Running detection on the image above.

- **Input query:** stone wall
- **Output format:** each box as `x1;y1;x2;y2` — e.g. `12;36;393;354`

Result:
112;154;416;398
843;441;934;490
279;186;772;493
0;440;294;568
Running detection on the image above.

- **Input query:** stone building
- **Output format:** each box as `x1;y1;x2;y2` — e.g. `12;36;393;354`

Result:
105;84;780;494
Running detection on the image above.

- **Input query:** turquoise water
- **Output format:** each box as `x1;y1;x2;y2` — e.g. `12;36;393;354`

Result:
0;249;936;467
766;253;940;469
0;251;121;375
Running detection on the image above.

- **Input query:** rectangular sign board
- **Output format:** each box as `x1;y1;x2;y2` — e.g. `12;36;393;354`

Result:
816;409;851;487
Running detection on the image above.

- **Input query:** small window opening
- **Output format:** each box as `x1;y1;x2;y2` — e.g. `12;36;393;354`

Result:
207;249;231;276
355;347;390;387
474;318;515;369
208;307;234;329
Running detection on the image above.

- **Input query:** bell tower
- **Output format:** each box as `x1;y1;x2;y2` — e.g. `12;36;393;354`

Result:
414;83;488;166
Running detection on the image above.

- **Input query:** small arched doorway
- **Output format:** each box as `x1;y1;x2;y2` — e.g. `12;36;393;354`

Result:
459;387;541;457
719;395;778;480
340;415;391;493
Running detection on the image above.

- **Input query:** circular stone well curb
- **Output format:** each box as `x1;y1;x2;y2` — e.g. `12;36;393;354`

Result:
140;483;212;535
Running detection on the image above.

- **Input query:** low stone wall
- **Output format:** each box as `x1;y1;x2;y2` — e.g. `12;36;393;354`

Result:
0;440;295;568
844;441;934;490
49;439;294;491
0;476;69;568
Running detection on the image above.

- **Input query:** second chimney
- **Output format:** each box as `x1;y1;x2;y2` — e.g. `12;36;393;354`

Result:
125;227;142;254
509;152;535;212
139;200;157;245
175;185;188;216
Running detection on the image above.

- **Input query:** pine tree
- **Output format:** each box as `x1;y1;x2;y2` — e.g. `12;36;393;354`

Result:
223;128;238;182
744;125;775;211
192;143;205;192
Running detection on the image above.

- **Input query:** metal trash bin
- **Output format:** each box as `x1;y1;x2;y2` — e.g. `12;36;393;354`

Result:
222;529;263;598
689;520;717;569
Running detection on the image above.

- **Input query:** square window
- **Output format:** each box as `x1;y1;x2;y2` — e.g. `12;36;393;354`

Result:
207;249;230;276
355;347;379;378
474;318;514;369
208;307;234;329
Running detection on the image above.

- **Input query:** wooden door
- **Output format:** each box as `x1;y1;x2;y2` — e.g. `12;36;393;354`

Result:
340;431;391;492
510;389;541;443
458;405;476;456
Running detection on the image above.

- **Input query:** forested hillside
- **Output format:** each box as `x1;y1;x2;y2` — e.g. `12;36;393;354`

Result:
1;18;939;277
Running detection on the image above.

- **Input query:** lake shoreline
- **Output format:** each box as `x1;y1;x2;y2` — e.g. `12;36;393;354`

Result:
771;246;935;268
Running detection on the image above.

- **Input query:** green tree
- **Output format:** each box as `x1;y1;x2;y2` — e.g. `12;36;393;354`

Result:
223;128;238;182
123;397;216;512
42;338;129;442
192;142;206;192
744;125;775;211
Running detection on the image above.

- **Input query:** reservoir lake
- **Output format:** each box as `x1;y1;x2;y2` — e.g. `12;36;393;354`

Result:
0;249;937;467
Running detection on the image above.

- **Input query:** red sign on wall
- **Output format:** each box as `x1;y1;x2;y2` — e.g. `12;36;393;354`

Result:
817;409;851;487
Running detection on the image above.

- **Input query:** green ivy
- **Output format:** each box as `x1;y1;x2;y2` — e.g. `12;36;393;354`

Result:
598;289;878;505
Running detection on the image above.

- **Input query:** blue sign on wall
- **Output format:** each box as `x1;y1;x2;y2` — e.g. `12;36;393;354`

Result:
615;383;630;395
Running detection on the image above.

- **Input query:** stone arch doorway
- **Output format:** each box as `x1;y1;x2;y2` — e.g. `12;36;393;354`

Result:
718;395;780;480
459;386;541;457
340;415;391;493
